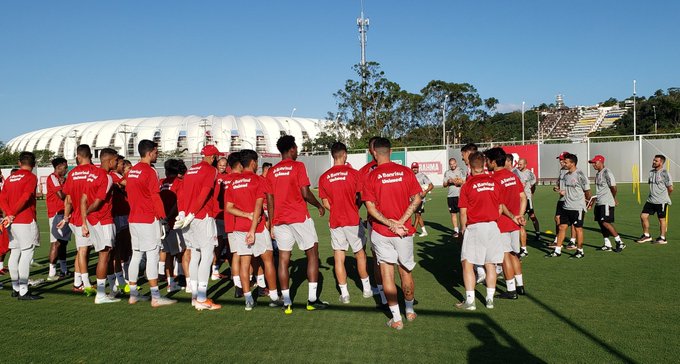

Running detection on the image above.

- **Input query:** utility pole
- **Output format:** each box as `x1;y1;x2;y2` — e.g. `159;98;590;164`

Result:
118;124;133;157
199;118;212;148
633;80;637;139
357;0;370;131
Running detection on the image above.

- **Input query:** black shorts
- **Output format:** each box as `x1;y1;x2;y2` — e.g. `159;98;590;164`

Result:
642;202;668;219
447;197;460;213
525;199;535;214
555;201;565;217
594;205;615;223
416;202;425;214
559;209;584;227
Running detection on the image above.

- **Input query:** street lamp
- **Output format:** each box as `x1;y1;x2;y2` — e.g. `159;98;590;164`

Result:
442;94;449;146
633;80;637;139
521;101;526;145
653;105;657;134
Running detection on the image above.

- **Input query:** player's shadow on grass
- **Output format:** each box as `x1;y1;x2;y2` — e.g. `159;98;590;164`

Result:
467;323;545;364
324;256;369;296
581;226;639;241
416;230;465;302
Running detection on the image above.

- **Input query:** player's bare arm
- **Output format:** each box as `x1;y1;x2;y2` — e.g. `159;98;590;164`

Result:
226;202;254;221
398;193;423;225
321;198;331;212
460;207;468;233
301;186;325;217
79;194;90;237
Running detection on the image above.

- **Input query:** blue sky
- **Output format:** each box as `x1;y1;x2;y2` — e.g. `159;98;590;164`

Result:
1;0;679;142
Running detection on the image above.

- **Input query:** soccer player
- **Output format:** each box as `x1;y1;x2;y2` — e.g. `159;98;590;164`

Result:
261;162;272;178
211;157;229;281
266;135;328;314
59;144;98;295
513;158;539;257
637;155;674;244
110;156;131;292
226;149;281;310
485;148;527;299
177;144;222;310
547;153;591;258
125;139;176;307
0;151;42;300
411;162;434;237
82;148;120;304
363;137;422;330
46;157;71;281
455;151;505;311
588;155;625;252
551;152;577;249
223;152;244;298
459;143;487;283
159;159;186;293
319;142;372;303
443;158;465;238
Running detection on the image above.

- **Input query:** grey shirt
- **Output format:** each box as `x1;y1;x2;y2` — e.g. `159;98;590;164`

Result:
415;172;432;187
595;167;616;207
558;169;567;202
563;168;590;211
443;168;465;197
514;168;536;200
647;169;673;205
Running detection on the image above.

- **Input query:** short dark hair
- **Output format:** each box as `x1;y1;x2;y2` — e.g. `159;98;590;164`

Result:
123;159;132;168
461;143;478;153
137;139;157;157
262;162;272;169
276;135;297;154
483;147;506;168
99;148;118;160
330;142;347;159
505;153;514;164
116;155;124;162
565;153;578;165
77;144;92;158
468;151;486;169
239;149;259;168
164;159;183;177
19;151;36;167
227;151;241;168
373;137;391;150
368;136;380;149
655;154;666;163
51;157;67;168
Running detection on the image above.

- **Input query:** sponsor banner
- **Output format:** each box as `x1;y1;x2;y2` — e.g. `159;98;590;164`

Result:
501;144;539;177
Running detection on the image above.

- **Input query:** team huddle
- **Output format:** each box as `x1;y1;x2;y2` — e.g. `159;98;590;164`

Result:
0;134;673;330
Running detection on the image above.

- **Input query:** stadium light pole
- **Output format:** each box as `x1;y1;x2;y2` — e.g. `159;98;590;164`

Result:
633;80;637;139
442;94;449;147
521;101;525;145
653;105;657;134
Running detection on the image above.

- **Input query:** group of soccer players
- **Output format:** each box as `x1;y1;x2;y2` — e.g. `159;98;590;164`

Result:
0;134;673;330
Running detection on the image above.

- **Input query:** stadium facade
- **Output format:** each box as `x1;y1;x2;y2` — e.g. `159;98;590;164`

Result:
6;115;324;160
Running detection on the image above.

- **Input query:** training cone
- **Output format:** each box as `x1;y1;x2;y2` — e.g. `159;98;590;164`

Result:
545;230;554;235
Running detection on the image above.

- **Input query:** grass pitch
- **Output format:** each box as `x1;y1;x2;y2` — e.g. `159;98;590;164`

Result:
1;184;678;363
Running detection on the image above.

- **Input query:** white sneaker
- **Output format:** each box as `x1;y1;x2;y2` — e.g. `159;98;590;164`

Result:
167;283;181;294
47;275;60;282
95;295;121;304
184;285;193;294
339;295;350;304
486;298;494;309
151;296;177;307
419;230;429;237
245;299;256;311
128;294;150;304
476;274;487;284
210;273;221;281
362;290;373;298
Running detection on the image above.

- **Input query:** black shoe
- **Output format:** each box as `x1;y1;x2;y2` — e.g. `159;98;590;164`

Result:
234;287;244;298
306;299;329;310
516;285;526;295
11;290;19;298
497;291;518;300
545;251;561;258
614;243;626;253
18;292;44;300
176;274;187;287
571;250;585;259
519;249;529;258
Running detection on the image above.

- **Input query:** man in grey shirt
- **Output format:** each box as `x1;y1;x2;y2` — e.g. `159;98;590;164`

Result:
411;162;434;237
443;158;465;238
547;153;591;258
637;154;674;244
513;158;540;257
588;155;625;252
551;152;576;248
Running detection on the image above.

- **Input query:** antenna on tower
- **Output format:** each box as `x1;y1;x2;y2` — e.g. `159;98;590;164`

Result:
357;0;369;78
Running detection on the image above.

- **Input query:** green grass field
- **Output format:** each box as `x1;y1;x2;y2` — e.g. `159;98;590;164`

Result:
2;184;678;363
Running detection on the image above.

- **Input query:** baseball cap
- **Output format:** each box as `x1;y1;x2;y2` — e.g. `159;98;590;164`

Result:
201;145;225;157
411;162;419;168
588;155;605;164
556;151;569;160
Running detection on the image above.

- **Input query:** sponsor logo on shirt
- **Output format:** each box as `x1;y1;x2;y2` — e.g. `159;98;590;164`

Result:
472;182;495;192
232;178;252;189
71;170;90;181
186;166;202;175
273;166;293;177
500;177;517;187
377;171;404;184
327;171;348;183
8;173;26;183
127;170;142;179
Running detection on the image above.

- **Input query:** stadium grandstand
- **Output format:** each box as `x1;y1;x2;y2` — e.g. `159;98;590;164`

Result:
539;96;627;141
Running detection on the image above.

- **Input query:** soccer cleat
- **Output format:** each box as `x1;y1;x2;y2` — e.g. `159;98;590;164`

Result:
257;287;269;297
95;295;121;304
545;251;561;258
485;298;494;309
386;319;404;330
245;299;256;311
516;285;526;295
455;301;476;311
519;249;529;258
306;300;329;311
452;232;460;239
128;294;150;305
475;274;487;284
565;243;577;251
362;290;373;298
268;297;284;307
547;243;558;248
167;283;181;294
653;237;668;245
28;278;45;287
195;298;221;311
339;295;350;304
599;245;613;252
636;235;652;243
47;275;61;282
234;287;244;298
184;284;192;294
571;251;585;259
71;284;84;294
497;291;518;300
108;290;123;299
210;273;223;281
614;243;627;253
284;304;293;315
18;292;44;300
83;287;97;297
11;290;20;298
152;296;178;308
406;312;417;322
123;284;131;294
418;230;428;237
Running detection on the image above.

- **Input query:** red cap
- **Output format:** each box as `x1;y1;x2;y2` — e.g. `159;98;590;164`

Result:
588;155;605;164
201;145;225;157
411;162;419;168
556;151;569;160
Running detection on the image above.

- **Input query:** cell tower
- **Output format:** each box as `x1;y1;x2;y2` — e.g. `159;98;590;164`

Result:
357;1;369;77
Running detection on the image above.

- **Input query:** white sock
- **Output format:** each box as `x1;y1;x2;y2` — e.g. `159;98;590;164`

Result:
158;262;165;275
269;290;279;301
0;261;4;270
643;233;650;237
614;236;622;243
19;283;28;296
339;284;349;297
377;284;387;304
115;272;126;286
96;278;106;298
577;248;584;253
476;265;486;277
107;274;116;292
604;238;612;247
168;276;175;286
197;281;208;302
212;264;220;275
389;304;402;322
191;280;198;299
282;289;292;305
570;238;576;244
486;287;495;300
233;275;242;288
466;290;475;304
454;227;459;233
12;280;20;292
59;260;67;273
554;246;562;254
422;227;427;233
515;274;524;287
49;264;57;277
660;235;666;240
129;284;138;296
405;299;415;314
506;278;516;292
495;264;503;275
257;274;266;288
360;277;371;293
308;282;318;302
81;273;91;288
74;272;82;287
150;286;161;299
244;291;253;304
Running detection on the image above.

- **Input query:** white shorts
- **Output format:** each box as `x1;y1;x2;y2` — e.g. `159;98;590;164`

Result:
114;215;129;233
274;218;318;252
88;222;115;252
130;220;162;252
500;230;520;254
8;221;40;250
230;231;273;257
215;219;227;238
70;223;92;248
461;222;503;265
183;217;218;251
49;214;72;242
370;231;416;271
330;224;365;253
162;229;186;255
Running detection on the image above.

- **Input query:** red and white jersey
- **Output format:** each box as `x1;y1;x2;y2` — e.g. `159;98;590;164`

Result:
126;162;166;224
0;169;37;224
110;171;130;217
358;160;378;195
213;171;229;220
225;171;267;233
63;164;98;227
266;159;311;225
221;172;238;233
46;172;65;218
491;168;523;233
181;161;217;219
362;162;422;237
459;174;501;225
318;164;360;228
84;167;114;225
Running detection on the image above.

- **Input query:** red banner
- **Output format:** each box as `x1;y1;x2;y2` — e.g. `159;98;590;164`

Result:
501;144;539;177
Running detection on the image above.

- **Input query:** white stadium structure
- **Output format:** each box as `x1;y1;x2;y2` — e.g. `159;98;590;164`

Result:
6;115;324;160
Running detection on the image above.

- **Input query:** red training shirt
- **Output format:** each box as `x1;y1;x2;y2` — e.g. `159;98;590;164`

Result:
85;167;114;225
126;162;166;223
225;171;267;233
221;172;238;233
491;168;522;233
110;171;130;217
46;173;65;218
266;159;311;225
63;164;98;227
181;161;217;219
318;164;361;228
213;171;228;220
0;169;37;224
458;173;501;225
